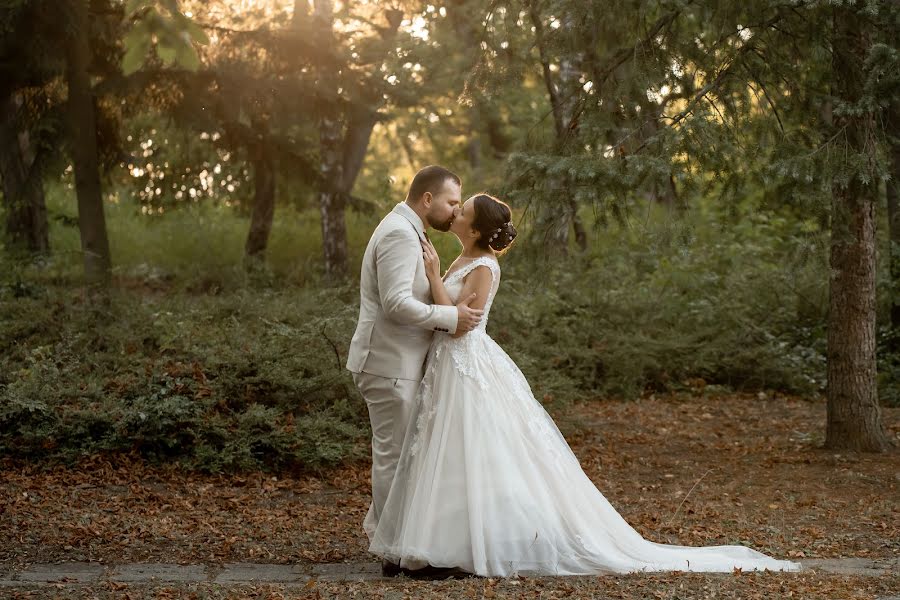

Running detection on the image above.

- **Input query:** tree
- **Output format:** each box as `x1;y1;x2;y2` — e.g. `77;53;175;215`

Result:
1;0;207;278
496;0;895;450
64;0;112;283
0;0;59;255
0;90;49;254
117;0;306;265
889;98;900;345
527;0;587;253
506;1;694;251
880;0;900;351
131;0;403;273
824;4;891;451
306;0;403;277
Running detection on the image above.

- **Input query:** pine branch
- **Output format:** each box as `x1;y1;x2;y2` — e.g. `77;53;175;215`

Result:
741;59;785;134
528;6;684;146
623;13;786;155
589;9;681;89
527;0;565;139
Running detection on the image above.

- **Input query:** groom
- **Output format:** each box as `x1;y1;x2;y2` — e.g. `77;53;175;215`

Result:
346;165;483;577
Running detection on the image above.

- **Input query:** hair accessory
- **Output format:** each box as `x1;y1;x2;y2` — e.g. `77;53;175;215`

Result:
488;222;514;244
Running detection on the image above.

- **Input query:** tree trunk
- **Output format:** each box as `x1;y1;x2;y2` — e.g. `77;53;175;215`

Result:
64;0;111;283
0;92;49;253
311;1;400;277
529;2;564;140
342;104;378;190
887;99;900;345
318;109;349;278
825;8;890;452
527;2;588;255
244;147;276;263
571;202;587;251
313;0;348;277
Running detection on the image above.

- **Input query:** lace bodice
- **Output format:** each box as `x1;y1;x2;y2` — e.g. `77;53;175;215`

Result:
408;255;502;457
441;256;500;333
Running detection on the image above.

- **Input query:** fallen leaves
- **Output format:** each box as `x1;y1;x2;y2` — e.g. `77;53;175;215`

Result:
0;391;897;584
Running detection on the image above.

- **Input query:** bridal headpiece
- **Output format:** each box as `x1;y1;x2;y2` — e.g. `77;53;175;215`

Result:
488;222;512;243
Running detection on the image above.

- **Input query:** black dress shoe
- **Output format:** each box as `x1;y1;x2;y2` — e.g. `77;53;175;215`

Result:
404;564;474;580
381;559;403;577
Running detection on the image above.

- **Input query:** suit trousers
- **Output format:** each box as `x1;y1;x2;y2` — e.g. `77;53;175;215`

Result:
352;371;420;527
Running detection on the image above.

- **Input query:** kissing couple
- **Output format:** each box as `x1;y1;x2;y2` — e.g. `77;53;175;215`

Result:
346;165;801;578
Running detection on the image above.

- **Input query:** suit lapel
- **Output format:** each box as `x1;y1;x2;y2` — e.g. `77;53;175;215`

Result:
392;203;426;242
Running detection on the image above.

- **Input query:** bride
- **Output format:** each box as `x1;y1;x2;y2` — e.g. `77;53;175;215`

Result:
365;193;802;577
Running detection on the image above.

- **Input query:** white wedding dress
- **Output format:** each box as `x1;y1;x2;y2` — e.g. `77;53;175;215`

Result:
365;256;802;577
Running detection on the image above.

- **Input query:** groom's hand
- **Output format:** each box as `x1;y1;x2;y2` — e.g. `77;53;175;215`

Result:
456;293;484;332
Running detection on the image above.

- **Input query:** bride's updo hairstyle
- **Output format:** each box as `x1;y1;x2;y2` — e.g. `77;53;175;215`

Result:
471;193;517;255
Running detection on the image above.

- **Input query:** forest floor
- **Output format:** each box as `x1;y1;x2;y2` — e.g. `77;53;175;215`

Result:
2;392;898;599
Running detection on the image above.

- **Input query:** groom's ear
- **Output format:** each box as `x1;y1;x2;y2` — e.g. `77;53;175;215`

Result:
422;191;432;208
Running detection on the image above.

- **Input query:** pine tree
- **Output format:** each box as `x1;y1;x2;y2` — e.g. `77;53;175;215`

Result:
494;0;896;450
825;2;892;451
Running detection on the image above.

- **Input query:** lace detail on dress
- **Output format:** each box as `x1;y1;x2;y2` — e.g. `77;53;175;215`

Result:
409;257;501;456
408;341;443;458
447;334;488;389
441;256;500;389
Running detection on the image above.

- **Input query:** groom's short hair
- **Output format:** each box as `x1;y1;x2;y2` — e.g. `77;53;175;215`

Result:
406;165;461;202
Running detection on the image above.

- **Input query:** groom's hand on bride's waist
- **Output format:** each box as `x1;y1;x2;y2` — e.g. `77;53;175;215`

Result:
456;293;483;332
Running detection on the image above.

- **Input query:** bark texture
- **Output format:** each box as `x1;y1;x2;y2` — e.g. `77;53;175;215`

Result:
64;0;111;283
825;8;890;451
886;99;900;344
244;147;276;262
312;1;400;278
0;92;48;253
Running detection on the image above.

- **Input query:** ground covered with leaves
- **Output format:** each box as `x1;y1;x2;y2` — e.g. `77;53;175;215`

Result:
4;572;900;600
2;392;898;598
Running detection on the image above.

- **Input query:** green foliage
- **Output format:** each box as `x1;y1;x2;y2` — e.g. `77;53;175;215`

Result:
489;202;831;403
8;185;888;473
36;179;376;289
0;260;368;473
3;0;899;470
122;0;208;75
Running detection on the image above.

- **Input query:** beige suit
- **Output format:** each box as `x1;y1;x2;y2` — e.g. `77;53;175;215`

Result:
347;202;458;528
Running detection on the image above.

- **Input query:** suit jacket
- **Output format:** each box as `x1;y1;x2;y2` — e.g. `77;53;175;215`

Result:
346;202;459;381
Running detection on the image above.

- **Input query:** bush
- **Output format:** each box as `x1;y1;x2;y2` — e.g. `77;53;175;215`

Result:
4;186;896;473
0;278;368;473
489;208;830;403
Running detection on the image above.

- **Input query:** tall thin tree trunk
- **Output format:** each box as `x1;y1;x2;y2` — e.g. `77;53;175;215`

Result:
318;116;349;278
65;0;110;283
244;147;275;262
313;0;348;277
887;99;900;346
0;92;49;253
529;2;564;140
311;2;400;277
528;1;583;255
825;8;890;451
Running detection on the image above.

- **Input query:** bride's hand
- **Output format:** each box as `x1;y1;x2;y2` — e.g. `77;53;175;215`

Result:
421;238;441;280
